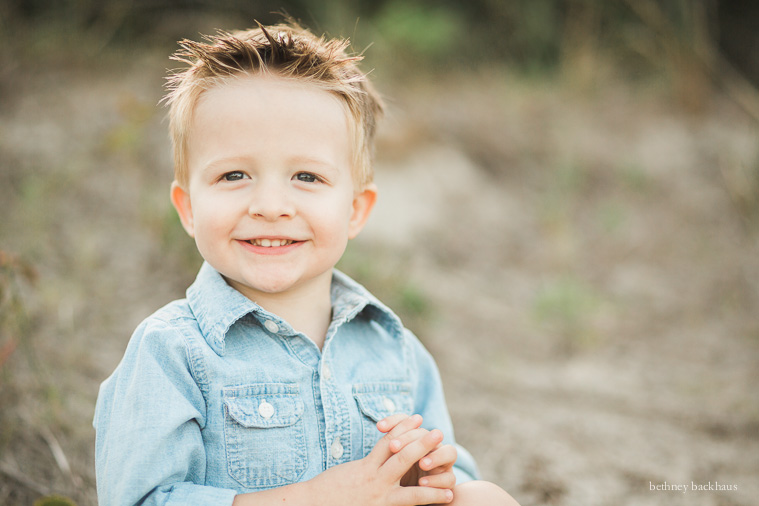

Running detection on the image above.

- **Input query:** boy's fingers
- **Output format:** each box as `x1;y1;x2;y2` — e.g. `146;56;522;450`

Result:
376;413;410;433
419;444;457;470
393;485;453;505
387;427;430;453
381;414;423;445
383;428;444;480
368;414;424;465
418;471;456;489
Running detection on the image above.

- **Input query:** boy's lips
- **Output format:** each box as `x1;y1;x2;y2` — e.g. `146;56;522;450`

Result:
237;237;304;255
247;238;296;247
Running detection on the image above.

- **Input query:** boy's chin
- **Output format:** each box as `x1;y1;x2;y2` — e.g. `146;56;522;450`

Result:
223;270;330;300
225;275;292;297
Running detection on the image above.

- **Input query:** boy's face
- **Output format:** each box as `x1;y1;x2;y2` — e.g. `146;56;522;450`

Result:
171;75;376;301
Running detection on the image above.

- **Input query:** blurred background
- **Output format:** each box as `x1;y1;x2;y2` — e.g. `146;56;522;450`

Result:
1;1;758;505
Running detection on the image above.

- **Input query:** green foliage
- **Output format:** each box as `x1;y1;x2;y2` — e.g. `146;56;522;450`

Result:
397;283;428;317
534;276;598;325
337;242;431;335
2;0;756;108
555;160;590;193
103;94;155;156
139;189;203;277
533;275;604;351
373;1;461;61
0;252;40;499
537;159;588;233
721;155;759;230
493;0;564;70
597;201;626;234
0;251;36;375
617;161;651;193
34;495;78;506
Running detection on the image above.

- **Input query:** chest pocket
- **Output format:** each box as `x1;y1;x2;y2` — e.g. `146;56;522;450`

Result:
223;383;307;489
353;382;414;456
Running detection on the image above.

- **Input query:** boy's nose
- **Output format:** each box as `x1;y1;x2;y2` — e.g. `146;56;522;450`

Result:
247;183;295;221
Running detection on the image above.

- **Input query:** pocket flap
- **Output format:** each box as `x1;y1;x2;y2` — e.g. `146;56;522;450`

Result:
353;383;413;422
223;383;303;428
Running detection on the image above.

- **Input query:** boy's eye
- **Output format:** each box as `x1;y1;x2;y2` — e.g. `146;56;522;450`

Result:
222;171;248;182
294;172;319;183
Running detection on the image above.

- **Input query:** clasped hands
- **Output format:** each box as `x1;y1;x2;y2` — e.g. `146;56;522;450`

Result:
312;413;457;506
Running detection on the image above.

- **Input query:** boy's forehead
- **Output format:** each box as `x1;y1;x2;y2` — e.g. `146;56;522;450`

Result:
200;74;343;107
190;75;354;136
186;75;361;182
195;77;349;133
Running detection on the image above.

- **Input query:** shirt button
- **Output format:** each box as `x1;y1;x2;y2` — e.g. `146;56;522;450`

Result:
322;363;332;381
258;400;274;419
330;438;344;460
382;396;396;413
263;320;279;333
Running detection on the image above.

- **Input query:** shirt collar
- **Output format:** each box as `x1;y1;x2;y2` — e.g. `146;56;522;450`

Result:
186;262;262;355
329;269;404;337
186;262;404;356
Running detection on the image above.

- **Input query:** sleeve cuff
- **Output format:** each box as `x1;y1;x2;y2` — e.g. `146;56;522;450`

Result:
453;443;481;484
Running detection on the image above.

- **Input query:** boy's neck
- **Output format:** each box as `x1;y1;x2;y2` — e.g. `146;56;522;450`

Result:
235;274;334;350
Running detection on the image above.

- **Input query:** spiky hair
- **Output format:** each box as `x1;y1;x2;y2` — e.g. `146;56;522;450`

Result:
164;21;384;188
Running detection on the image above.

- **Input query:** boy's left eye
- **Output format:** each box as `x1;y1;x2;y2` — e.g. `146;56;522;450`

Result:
294;172;319;183
222;171;248;182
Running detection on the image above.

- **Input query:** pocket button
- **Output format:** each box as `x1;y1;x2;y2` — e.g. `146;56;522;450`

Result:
258;400;275;419
382;396;396;413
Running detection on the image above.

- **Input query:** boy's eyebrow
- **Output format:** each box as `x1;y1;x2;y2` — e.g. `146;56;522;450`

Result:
202;156;254;172
287;155;339;171
201;155;340;173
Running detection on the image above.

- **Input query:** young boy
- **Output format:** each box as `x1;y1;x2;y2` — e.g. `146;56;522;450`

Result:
93;21;519;506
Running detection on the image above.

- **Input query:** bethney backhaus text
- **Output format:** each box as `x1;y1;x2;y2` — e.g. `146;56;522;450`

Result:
650;481;739;493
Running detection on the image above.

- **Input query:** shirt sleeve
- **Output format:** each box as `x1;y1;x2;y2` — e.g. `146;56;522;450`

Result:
405;330;481;483
93;317;238;506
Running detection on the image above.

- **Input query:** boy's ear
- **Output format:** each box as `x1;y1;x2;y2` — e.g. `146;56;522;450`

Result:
170;181;195;238
348;184;377;239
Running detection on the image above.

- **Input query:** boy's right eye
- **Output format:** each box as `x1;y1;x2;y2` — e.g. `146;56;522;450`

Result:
222;171;248;182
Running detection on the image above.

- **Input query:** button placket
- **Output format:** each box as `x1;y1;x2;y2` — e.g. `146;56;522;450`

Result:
330;437;344;460
320;341;351;468
322;363;332;381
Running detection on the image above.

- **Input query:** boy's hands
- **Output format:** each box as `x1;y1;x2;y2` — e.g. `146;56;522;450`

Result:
378;414;458;492
309;414;453;505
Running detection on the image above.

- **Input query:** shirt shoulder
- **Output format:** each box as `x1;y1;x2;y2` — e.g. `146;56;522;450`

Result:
96;296;215;418
122;298;203;355
100;296;215;400
142;297;198;329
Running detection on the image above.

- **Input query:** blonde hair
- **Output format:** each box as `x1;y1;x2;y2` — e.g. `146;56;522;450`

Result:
164;21;384;189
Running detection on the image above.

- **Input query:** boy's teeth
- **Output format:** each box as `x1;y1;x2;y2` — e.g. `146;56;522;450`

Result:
250;239;293;247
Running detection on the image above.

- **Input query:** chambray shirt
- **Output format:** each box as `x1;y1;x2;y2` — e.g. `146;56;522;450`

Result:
94;262;479;506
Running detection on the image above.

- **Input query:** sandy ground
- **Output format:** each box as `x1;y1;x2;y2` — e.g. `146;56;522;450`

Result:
0;50;757;506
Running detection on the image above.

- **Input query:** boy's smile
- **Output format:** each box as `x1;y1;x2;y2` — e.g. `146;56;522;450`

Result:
170;75;376;305
239;236;302;255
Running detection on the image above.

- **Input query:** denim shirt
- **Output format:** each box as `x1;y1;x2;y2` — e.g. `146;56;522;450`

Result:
94;262;479;506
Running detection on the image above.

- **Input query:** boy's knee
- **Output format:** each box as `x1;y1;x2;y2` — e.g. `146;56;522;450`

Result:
450;480;521;506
